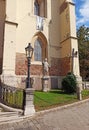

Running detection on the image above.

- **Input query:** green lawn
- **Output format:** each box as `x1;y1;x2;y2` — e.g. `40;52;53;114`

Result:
34;89;89;111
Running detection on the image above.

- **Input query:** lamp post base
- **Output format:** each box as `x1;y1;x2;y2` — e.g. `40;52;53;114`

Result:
24;88;35;116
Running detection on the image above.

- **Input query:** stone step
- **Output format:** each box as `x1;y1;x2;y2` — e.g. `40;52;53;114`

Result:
0;111;21;123
0;107;2;112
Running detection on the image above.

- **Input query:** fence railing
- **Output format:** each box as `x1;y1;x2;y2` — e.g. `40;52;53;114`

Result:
0;83;25;110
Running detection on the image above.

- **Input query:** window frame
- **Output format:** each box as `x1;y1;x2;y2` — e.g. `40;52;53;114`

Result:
34;0;47;18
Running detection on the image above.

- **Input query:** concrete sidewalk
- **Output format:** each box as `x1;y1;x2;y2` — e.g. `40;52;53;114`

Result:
0;99;89;130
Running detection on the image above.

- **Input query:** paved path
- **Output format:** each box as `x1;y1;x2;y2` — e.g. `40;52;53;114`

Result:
0;100;89;130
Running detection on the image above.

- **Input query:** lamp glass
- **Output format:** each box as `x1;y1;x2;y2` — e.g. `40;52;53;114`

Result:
25;43;33;58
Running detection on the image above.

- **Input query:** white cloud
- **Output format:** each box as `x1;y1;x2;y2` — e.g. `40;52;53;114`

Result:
76;0;89;26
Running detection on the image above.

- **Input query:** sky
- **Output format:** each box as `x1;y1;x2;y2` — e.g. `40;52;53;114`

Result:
73;0;89;28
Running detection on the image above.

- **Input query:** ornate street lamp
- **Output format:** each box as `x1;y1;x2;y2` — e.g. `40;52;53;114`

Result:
25;43;34;88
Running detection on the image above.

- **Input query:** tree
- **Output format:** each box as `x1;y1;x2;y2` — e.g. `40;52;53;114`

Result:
77;25;89;80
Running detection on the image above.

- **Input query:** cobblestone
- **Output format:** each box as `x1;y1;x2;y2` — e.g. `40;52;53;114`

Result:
0;100;89;130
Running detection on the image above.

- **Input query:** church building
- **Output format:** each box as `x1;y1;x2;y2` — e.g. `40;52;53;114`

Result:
0;0;81;89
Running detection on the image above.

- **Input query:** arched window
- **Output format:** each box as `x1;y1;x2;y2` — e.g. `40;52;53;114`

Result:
34;39;42;61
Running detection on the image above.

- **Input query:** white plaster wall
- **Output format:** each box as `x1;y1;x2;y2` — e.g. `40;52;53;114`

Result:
71;39;80;76
6;0;17;22
16;0;61;60
3;24;16;75
47;0;60;59
69;3;77;37
2;0;17;75
16;0;52;56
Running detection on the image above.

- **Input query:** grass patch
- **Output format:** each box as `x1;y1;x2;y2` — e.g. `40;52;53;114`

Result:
34;89;89;111
34;89;77;111
82;89;89;99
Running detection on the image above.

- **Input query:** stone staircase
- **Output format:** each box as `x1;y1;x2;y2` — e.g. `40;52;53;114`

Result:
0;109;22;124
0;112;20;124
0;107;2;112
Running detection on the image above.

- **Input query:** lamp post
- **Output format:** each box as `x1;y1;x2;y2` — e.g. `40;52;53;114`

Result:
25;43;33;88
24;43;35;116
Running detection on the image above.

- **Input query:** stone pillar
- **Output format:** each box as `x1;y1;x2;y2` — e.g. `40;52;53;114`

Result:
77;86;82;100
42;76;50;92
24;88;35;116
1;0;17;87
76;76;82;100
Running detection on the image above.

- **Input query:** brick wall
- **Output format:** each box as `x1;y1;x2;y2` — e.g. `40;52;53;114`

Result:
15;53;43;76
60;57;70;76
15;53;70;89
15;53;27;75
16;53;70;76
50;57;70;76
30;65;43;76
50;57;61;76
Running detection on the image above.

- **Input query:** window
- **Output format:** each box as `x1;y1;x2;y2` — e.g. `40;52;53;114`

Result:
34;0;40;16
34;39;42;61
34;0;47;17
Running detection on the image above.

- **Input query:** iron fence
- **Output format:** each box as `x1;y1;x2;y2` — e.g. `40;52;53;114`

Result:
0;83;25;110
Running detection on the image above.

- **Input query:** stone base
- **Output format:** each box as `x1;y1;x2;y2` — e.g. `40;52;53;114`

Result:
1;74;17;87
24;88;35;116
24;105;35;116
42;76;50;92
77;86;82;100
76;75;82;100
76;75;82;90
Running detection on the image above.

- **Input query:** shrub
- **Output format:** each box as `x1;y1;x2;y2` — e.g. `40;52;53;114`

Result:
62;72;77;94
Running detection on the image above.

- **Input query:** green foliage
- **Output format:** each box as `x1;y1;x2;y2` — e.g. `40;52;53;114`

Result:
82;89;89;99
62;73;77;94
77;25;89;80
